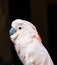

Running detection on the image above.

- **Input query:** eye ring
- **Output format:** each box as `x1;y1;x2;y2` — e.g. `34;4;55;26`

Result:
19;27;22;30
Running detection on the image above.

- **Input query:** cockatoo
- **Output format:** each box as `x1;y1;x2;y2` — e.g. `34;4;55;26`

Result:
9;19;54;65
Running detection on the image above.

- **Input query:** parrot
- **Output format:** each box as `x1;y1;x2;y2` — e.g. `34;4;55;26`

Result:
9;19;54;65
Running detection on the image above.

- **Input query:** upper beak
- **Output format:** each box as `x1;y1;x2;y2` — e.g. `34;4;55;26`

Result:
9;28;16;36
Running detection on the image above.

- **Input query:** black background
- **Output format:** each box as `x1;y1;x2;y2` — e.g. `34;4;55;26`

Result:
8;0;57;65
48;4;57;65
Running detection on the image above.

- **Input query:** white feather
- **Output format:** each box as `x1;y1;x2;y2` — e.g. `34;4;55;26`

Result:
10;19;54;65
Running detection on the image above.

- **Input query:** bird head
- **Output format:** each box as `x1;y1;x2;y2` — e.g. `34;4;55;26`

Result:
9;19;38;44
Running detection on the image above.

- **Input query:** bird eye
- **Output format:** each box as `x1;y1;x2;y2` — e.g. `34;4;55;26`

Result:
19;27;22;30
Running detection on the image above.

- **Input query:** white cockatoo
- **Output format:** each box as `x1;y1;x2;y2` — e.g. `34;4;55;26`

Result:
9;19;54;65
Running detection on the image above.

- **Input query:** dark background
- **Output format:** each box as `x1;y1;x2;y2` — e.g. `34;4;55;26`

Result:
48;4;57;65
0;0;56;65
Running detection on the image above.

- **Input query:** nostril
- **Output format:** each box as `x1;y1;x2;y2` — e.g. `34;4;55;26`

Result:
9;28;16;36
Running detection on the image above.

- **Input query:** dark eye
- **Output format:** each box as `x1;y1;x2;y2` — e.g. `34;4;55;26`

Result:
19;27;22;30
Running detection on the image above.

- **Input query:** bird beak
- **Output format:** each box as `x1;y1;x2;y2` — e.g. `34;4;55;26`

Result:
9;27;16;36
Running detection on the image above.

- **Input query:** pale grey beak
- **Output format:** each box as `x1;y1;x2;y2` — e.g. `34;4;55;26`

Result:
9;28;16;36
